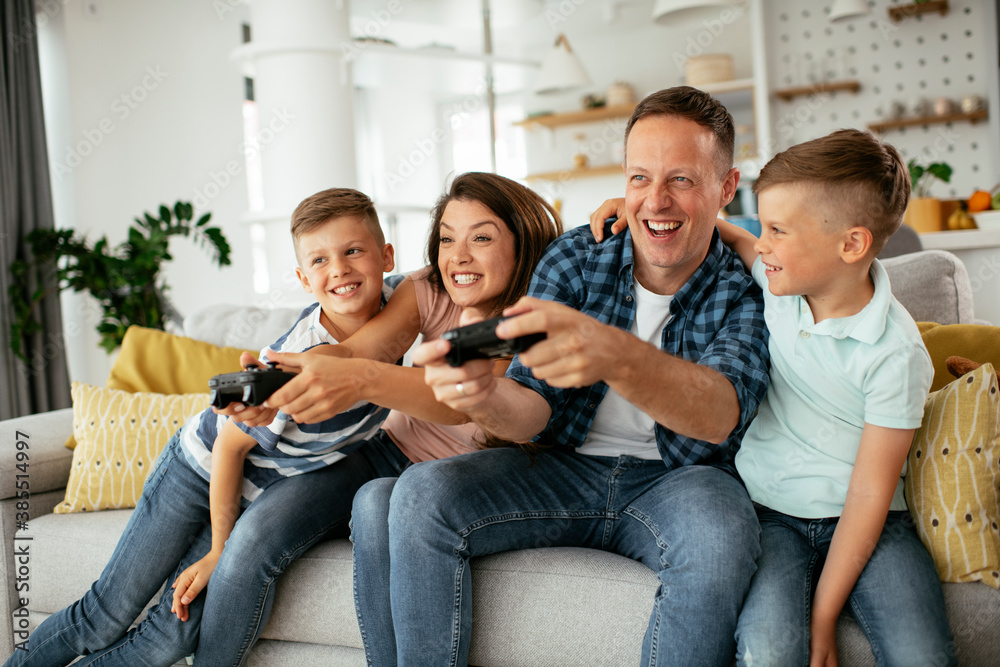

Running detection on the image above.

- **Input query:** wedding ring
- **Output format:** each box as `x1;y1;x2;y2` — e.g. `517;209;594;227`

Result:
456;382;465;397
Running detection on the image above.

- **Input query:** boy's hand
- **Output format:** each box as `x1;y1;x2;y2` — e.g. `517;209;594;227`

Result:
171;552;221;622
809;614;839;667
588;198;628;242
212;353;280;426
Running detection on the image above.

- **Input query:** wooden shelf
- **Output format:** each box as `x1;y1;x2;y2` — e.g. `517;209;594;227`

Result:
888;0;948;22
867;109;987;133
773;80;861;102
515;104;636;129
524;163;623;182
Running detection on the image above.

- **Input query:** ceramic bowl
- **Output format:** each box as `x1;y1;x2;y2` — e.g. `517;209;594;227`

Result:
973;210;1000;230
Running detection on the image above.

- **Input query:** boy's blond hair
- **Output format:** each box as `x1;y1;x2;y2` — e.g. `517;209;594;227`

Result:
753;129;910;255
290;188;385;261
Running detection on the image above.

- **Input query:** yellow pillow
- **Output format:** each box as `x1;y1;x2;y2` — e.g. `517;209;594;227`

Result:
65;326;255;450
917;322;1000;392
56;382;210;514
904;363;1000;589
107;326;257;394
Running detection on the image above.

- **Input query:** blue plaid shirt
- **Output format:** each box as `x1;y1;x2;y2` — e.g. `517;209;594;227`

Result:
507;224;770;475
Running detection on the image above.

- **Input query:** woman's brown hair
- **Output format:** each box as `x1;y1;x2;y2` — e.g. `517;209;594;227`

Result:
425;172;563;318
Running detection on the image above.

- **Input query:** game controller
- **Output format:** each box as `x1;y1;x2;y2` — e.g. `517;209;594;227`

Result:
208;363;296;409
440;316;546;367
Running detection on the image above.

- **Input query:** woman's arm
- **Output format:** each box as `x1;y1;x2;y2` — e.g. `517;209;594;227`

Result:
807;424;914;666
333;276;422;363
170;420;258;621
259;353;511;426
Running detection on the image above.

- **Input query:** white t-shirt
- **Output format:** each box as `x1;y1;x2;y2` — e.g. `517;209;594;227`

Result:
578;279;673;460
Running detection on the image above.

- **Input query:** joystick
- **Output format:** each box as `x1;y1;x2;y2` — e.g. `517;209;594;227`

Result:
208;362;296;409
440;316;546;367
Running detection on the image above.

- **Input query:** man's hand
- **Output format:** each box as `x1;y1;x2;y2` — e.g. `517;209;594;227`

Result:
171;552;221;622
263;351;364;424
212;352;279;426
499;297;627;388
588;198;628;242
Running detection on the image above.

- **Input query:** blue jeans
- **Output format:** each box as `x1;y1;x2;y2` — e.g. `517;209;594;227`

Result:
5;431;411;667
377;447;760;667
735;506;957;667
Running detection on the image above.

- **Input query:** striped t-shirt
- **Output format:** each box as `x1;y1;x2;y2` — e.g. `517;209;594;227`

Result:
177;281;398;504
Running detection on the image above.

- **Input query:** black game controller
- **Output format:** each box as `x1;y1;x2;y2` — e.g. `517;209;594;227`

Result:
208;363;296;409
440;316;546;367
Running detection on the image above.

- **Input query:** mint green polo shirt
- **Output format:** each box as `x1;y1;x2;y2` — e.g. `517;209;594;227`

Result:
735;258;933;519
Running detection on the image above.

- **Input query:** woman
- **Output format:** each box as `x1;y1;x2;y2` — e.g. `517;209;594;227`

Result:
198;171;562;665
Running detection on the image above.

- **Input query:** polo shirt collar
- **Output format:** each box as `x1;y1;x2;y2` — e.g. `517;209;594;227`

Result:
801;259;891;343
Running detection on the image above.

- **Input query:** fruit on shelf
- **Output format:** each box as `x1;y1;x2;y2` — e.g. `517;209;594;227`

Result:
967;190;992;213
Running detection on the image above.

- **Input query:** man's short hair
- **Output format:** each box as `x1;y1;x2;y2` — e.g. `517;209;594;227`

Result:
290;188;385;259
624;86;735;178
753;129;910;255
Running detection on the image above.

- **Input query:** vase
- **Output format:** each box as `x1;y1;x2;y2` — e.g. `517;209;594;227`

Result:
903;197;943;234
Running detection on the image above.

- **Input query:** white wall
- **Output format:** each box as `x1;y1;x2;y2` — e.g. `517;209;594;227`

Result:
40;0;254;384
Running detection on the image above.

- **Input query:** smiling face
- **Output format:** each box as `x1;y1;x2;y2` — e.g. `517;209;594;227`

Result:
754;183;847;300
436;198;516;317
294;215;395;339
624;114;738;294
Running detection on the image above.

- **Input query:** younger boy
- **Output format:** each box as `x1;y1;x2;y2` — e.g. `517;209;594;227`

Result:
716;130;955;666
5;188;400;667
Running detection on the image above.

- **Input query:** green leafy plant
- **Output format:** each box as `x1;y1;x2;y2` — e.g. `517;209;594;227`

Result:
908;158;953;198
9;201;231;359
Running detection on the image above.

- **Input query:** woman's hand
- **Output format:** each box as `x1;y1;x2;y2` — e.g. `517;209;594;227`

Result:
588;198;628;242
414;309;502;412
171;552;221;622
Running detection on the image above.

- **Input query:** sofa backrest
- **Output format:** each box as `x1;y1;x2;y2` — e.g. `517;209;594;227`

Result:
183;304;302;351
881;249;975;325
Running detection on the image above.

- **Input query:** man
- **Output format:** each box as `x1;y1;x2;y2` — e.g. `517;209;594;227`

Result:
391;87;770;666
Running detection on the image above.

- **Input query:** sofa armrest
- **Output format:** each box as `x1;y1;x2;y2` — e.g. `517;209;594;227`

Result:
0;409;75;500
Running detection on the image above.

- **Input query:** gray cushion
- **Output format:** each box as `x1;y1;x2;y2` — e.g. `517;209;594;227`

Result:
882;249;975;325
0;409;74;499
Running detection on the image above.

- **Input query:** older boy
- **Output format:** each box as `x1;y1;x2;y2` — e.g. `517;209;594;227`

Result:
4;189;408;667
718;130;955;666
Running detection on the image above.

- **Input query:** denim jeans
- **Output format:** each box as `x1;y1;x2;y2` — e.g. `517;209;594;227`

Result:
4;430;411;667
379;447;761;667
735;506;957;667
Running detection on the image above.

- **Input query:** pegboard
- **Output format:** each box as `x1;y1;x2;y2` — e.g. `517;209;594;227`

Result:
764;0;999;199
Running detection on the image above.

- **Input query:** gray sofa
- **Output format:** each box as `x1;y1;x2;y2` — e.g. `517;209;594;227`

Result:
2;249;998;666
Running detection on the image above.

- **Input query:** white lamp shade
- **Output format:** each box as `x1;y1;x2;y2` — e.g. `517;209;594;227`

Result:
829;0;870;22
652;0;742;23
533;34;592;95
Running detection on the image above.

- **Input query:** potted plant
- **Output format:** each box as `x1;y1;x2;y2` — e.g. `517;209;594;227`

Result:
904;158;953;233
9;201;231;361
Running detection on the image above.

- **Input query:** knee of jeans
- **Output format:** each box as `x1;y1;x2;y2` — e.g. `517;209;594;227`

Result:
351;478;394;546
387;461;462;527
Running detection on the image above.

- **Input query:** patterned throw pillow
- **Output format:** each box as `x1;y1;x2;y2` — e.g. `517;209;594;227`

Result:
56;382;210;514
904;363;1000;589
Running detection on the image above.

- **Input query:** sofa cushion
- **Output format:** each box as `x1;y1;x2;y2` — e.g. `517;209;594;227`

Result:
904;363;1000;589
56;383;209;514
882;250;975;325
918;322;1000;392
107;326;256;396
